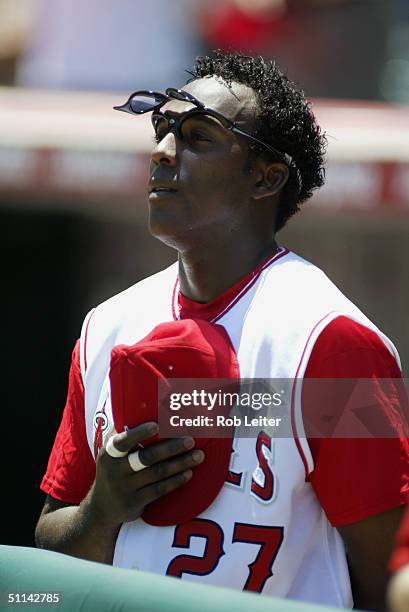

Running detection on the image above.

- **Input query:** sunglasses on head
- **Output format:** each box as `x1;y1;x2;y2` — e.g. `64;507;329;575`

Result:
114;87;300;189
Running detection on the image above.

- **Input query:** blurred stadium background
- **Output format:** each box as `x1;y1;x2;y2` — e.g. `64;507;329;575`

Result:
1;0;408;549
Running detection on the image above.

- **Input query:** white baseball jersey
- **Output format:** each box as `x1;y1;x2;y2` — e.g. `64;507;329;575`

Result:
80;247;400;607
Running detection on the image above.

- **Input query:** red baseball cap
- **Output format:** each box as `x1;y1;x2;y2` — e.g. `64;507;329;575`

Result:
109;318;240;526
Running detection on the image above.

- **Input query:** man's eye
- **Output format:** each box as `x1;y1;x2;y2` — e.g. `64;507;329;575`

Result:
191;131;211;141
152;116;169;143
153;127;169;143
185;129;212;144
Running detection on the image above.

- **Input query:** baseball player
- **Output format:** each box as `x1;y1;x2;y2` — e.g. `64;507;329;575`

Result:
35;52;409;610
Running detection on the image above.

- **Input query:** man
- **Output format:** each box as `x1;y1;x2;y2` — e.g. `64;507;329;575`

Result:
36;52;409;610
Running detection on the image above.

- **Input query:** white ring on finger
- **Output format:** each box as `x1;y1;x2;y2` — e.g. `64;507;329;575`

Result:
128;450;147;472
106;436;128;458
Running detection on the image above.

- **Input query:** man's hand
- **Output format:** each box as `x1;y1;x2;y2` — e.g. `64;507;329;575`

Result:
89;421;204;526
35;422;204;564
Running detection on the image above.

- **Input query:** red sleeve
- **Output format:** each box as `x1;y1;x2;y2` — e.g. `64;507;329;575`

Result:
40;340;96;504
303;315;409;527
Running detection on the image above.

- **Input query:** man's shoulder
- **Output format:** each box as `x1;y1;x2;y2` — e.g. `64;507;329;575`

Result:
306;315;401;375
263;249;356;311
261;248;339;301
264;248;326;279
258;249;400;363
94;261;178;315
80;261;178;351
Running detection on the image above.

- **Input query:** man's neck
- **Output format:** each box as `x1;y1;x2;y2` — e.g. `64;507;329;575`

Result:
177;237;278;303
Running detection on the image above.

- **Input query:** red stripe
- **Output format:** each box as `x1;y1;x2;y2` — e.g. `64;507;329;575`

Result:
172;247;289;323
212;248;289;323
171;276;179;320
83;309;95;372
290;311;337;479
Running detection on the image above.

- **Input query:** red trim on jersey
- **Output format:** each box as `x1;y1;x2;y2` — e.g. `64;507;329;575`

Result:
290;312;336;478
171;274;179;321
83;309;95;372
173;247;289;322
212;247;289;323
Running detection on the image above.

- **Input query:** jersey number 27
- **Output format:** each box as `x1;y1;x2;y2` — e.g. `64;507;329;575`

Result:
166;519;284;593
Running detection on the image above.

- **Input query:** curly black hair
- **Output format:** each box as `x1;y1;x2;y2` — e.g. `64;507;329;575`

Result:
188;51;327;231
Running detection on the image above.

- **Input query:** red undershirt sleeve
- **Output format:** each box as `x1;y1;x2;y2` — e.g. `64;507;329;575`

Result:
303;316;409;527
40;340;96;504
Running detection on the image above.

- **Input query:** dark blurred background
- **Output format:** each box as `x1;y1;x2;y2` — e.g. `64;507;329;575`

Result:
1;0;409;548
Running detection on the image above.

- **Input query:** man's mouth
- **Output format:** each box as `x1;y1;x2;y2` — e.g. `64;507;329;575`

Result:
149;184;179;198
150;187;178;194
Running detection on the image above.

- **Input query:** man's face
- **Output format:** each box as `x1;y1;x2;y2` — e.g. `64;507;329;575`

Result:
148;77;259;248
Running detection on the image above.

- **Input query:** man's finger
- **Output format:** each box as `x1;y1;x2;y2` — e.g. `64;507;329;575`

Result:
130;449;205;485
136;470;193;508
105;436;128;458
137;436;195;467
109;422;159;454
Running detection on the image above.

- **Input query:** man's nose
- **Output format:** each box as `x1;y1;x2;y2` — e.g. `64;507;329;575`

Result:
150;132;178;166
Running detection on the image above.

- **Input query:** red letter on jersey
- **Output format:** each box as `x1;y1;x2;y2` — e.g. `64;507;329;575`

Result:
251;431;274;502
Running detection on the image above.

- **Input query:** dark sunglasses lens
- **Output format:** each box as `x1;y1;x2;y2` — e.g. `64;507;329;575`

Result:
167;88;194;103
130;93;165;114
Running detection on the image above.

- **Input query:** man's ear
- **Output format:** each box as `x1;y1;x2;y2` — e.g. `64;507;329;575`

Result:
252;161;289;200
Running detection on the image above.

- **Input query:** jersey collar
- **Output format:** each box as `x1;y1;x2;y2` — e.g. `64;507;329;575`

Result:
172;247;289;323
